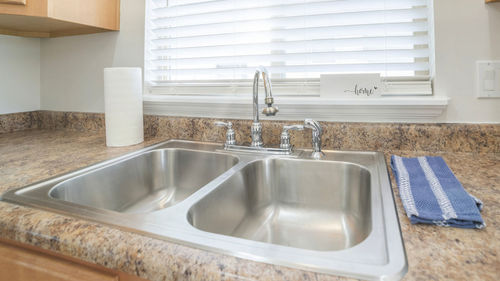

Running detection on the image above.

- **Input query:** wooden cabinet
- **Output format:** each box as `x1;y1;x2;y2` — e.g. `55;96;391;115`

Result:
0;1;26;5
0;238;145;281
0;0;119;37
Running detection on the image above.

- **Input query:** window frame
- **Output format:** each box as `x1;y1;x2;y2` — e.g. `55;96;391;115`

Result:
143;0;447;121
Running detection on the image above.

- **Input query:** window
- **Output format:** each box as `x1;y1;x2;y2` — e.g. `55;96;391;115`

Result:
145;0;433;96
144;0;446;121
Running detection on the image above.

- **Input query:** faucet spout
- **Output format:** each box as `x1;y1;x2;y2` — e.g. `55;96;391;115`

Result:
251;66;278;147
253;67;278;122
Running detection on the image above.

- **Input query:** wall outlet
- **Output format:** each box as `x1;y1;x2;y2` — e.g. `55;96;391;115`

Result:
476;61;500;98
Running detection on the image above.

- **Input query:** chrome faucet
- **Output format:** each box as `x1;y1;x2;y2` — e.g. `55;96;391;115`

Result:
304;119;324;159
251;66;278;147
213;74;322;157
214;67;292;155
213;117;323;156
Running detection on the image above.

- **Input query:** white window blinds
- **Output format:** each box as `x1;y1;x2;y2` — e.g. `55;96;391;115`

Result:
146;0;431;89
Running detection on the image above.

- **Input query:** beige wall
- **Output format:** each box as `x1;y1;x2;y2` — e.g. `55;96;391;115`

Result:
40;0;145;113
433;0;500;122
0;35;40;114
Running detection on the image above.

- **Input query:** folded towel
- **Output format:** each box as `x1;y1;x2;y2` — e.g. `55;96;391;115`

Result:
391;155;485;229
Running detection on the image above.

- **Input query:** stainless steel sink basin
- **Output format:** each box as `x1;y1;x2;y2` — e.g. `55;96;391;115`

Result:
49;148;238;213
1;140;407;280
188;158;371;251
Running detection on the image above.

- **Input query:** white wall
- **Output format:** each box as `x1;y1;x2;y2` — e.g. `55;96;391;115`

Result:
40;0;145;113
37;0;500;122
0;35;40;114
433;0;500;122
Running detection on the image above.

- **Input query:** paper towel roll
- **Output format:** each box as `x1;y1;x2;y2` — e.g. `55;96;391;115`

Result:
104;67;144;147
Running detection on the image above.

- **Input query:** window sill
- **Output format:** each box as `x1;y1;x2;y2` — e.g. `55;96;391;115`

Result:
143;95;449;122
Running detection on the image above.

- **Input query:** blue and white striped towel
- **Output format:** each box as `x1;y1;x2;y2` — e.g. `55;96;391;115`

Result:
391;155;485;229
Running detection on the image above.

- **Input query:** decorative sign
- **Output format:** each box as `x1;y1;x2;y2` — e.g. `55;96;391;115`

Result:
320;73;382;98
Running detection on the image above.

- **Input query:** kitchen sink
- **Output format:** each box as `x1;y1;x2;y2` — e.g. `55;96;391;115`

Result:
1;140;407;280
188;158;371;251
49;148;238;213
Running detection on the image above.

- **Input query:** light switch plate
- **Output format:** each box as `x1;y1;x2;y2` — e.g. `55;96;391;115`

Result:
476;60;500;98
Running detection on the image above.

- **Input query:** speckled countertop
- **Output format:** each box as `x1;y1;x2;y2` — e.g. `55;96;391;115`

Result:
0;129;498;281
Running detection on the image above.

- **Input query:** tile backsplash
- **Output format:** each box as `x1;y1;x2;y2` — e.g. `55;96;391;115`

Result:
1;111;498;153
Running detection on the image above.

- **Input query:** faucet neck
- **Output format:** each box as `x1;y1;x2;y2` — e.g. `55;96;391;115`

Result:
252;70;261;123
251;66;277;147
252;67;274;123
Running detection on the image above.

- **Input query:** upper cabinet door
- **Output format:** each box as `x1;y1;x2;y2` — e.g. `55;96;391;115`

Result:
0;0;120;38
0;0;26;5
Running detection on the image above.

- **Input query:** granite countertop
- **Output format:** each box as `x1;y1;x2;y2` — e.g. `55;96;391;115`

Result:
0;129;498;281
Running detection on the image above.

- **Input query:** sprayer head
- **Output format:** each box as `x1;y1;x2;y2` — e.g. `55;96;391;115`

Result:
262;105;279;116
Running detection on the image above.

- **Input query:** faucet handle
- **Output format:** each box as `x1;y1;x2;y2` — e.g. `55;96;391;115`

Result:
215;121;232;128
280;124;304;150
214;121;236;146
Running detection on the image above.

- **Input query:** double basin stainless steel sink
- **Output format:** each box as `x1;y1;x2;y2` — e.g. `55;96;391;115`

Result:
1;140;407;280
